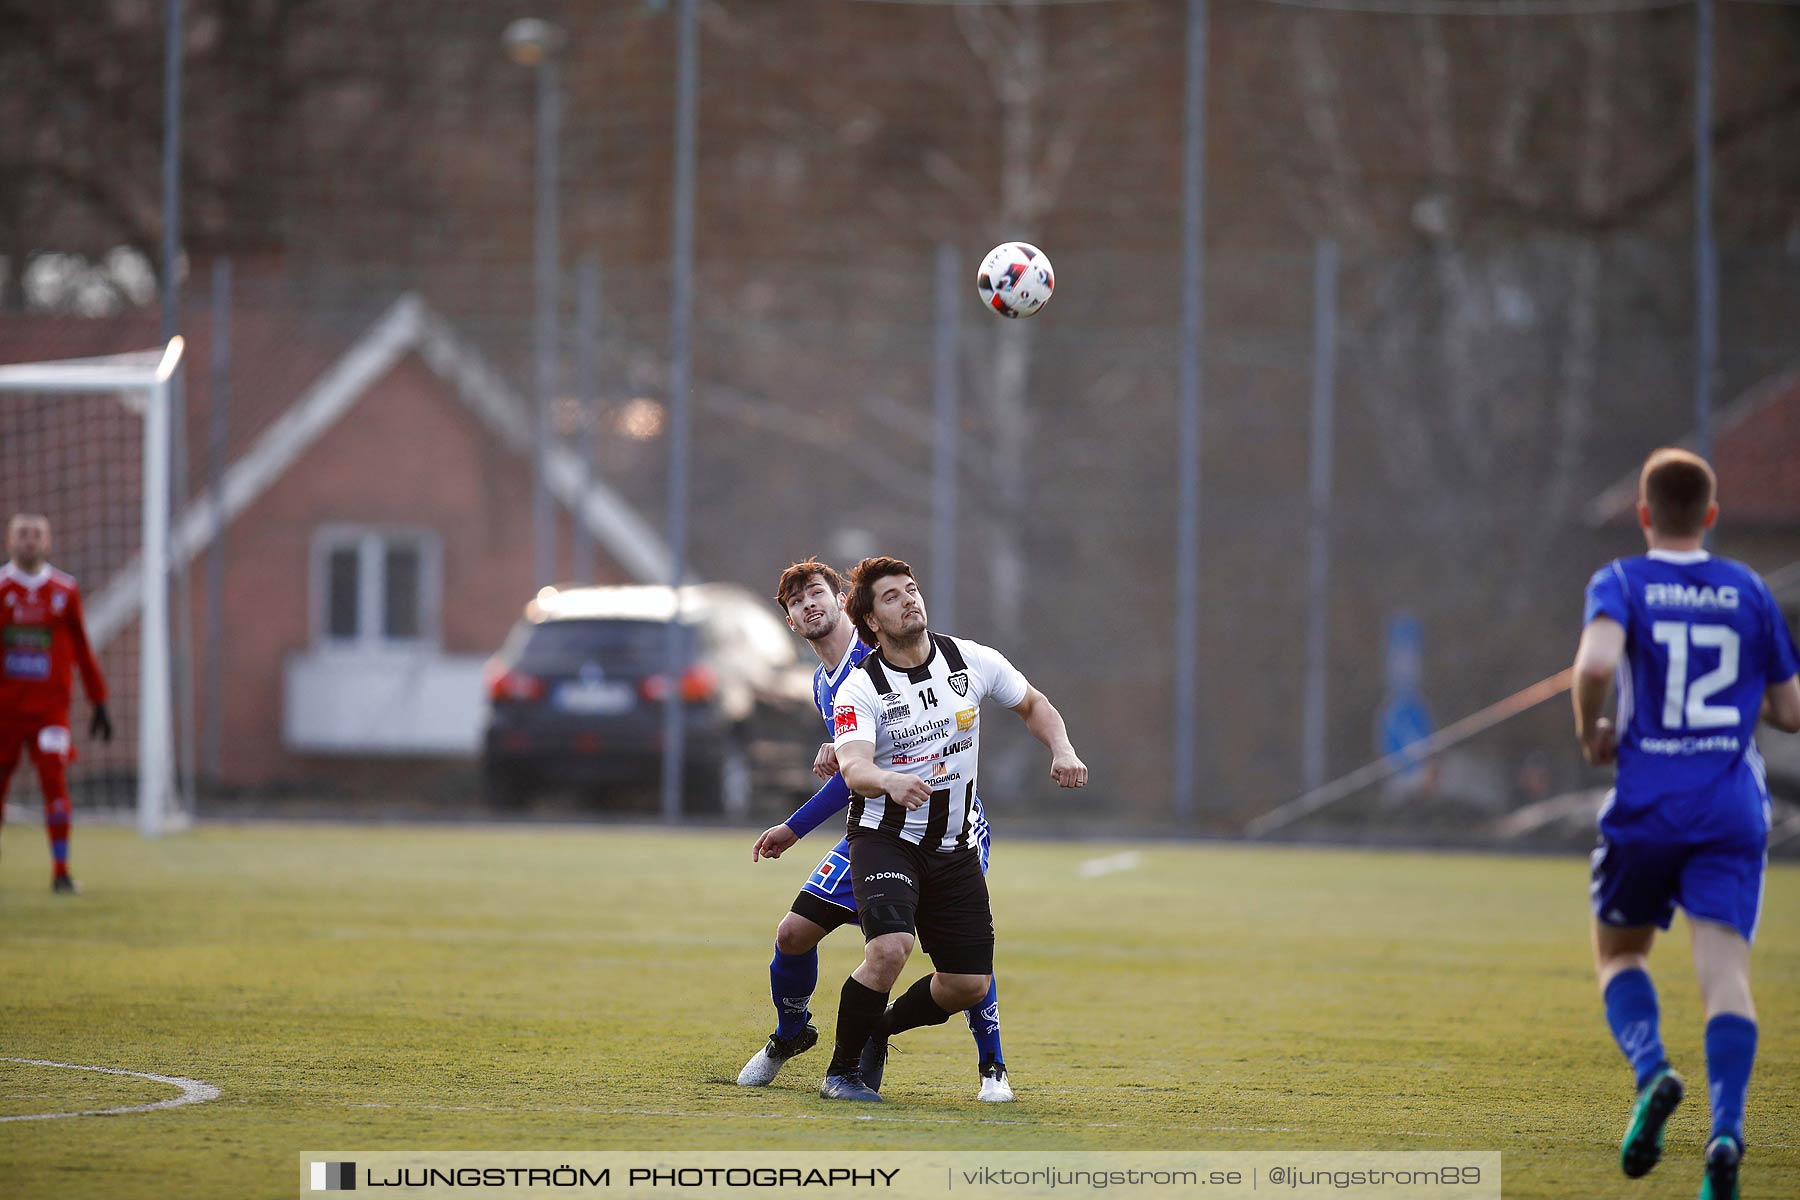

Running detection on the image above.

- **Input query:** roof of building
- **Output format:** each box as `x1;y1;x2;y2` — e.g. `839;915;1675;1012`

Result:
0;294;671;649
1587;362;1800;529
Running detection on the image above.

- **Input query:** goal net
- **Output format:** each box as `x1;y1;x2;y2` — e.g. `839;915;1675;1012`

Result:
0;339;185;836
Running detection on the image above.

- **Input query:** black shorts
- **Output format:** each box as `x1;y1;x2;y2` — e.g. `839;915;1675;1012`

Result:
847;829;994;976
788;889;857;934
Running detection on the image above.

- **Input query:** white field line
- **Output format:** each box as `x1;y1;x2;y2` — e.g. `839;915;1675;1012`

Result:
339;1101;1795;1150
0;1058;221;1122
1076;852;1142;878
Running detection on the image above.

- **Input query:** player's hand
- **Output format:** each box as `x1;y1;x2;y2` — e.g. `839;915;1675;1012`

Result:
1050;749;1087;789
90;703;113;744
812;742;840;781
752;823;799;862
886;774;934;810
1579;718;1617;766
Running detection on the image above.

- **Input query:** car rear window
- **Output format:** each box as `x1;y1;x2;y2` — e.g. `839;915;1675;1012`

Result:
514;619;696;674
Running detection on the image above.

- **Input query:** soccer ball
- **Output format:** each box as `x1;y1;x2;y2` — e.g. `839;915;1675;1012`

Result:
976;242;1055;319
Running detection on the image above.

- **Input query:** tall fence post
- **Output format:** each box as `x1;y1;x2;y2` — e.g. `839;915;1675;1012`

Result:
202;257;231;784
1693;0;1717;466
1172;0;1210;825
1302;238;1338;795
932;242;959;631
660;0;699;824
574;255;602;585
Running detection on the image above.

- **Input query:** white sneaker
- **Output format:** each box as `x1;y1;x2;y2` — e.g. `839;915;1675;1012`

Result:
977;1062;1014;1103
737;1024;818;1086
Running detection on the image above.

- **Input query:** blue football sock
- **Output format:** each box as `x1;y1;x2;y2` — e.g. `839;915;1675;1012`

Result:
966;976;1003;1066
770;945;818;1039
1704;1013;1757;1145
1603;968;1667;1090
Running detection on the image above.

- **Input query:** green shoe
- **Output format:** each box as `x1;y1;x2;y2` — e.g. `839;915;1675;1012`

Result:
1621;1067;1684;1178
1697;1135;1740;1200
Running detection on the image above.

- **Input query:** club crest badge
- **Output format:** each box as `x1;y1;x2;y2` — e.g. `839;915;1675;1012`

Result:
948;671;969;697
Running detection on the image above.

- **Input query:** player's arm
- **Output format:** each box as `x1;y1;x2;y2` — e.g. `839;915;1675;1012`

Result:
1571;616;1625;765
66;587;112;742
1009;686;1087;788
751;772;855;862
1763;677;1800;734
835;740;931;810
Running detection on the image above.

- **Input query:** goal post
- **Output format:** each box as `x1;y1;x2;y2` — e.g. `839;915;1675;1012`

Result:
0;337;185;836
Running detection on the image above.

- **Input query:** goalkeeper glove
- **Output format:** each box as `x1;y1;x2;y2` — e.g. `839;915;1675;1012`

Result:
90;703;113;743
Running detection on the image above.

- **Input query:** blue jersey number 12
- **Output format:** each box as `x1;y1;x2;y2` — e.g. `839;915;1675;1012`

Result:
1651;621;1740;730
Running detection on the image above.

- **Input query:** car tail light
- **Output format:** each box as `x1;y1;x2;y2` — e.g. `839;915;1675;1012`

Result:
679;664;717;703
639;665;716;704
485;662;546;703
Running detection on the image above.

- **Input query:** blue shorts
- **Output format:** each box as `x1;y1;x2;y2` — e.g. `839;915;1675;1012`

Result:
790;821;991;931
1590;832;1766;943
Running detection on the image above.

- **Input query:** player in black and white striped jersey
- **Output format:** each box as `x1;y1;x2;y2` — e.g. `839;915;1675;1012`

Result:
818;556;1086;1103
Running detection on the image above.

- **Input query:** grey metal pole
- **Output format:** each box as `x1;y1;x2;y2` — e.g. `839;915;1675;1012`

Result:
1693;0;1717;465
931;242;959;632
160;0;182;345
162;0;197;814
660;0;698;824
574;255;601;586
532;54;563;589
203;257;230;783
1302;238;1338;795
1172;0;1209;825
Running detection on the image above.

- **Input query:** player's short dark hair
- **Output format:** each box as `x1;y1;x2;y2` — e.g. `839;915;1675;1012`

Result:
846;556;915;640
773;559;844;609
1639;448;1716;537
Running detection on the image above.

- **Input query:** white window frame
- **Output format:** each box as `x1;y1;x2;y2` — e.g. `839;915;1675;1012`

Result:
309;524;443;651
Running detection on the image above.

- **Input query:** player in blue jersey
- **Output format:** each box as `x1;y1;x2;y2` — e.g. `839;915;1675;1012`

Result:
735;559;1011;1101
1573;449;1800;1200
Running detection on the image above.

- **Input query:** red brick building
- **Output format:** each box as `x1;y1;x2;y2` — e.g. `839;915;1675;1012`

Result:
0;296;667;794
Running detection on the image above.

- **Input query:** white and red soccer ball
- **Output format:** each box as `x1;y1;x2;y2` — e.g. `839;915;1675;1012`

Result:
976;241;1055;319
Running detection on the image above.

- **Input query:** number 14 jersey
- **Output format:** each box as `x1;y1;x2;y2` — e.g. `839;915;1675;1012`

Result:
832;632;1028;852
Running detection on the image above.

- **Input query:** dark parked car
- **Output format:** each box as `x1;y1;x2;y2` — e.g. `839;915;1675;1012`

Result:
480;583;818;813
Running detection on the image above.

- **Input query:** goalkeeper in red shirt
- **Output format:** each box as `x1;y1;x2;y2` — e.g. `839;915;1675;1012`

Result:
1;514;112;893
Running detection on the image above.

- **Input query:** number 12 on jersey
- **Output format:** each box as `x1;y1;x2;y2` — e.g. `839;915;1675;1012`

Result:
1651;621;1740;730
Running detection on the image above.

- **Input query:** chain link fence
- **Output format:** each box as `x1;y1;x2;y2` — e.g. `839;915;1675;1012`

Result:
3;0;1797;846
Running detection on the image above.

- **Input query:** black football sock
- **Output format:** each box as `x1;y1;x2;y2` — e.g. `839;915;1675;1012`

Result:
879;974;958;1037
827;976;890;1075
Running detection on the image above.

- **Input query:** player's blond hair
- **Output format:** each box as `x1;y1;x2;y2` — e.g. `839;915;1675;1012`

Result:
1639;448;1716;537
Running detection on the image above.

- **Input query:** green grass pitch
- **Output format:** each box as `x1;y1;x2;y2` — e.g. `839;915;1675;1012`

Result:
1;823;1795;1199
